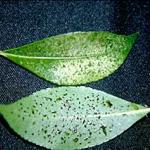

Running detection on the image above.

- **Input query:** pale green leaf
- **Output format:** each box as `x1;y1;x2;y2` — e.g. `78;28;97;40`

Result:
0;86;149;150
0;31;139;85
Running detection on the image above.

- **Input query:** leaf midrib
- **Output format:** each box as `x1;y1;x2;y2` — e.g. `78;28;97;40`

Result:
40;107;150;121
0;51;102;60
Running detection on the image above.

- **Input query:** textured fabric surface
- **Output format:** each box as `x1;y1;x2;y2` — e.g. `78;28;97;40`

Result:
0;0;150;150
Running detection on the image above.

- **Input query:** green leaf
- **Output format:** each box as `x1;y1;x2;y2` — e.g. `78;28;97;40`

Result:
0;32;139;85
0;86;149;150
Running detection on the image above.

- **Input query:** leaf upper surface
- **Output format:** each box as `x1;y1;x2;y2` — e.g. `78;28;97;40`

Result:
0;32;139;85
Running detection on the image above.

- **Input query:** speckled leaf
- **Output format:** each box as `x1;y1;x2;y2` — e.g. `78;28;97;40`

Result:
0;31;139;85
0;86;149;150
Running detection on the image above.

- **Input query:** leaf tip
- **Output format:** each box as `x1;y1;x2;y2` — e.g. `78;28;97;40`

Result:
128;32;140;41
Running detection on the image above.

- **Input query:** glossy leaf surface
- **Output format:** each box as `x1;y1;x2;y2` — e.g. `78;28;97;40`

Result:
0;32;139;85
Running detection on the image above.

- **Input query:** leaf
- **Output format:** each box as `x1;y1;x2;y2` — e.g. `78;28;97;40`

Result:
0;86;149;150
0;32;139;85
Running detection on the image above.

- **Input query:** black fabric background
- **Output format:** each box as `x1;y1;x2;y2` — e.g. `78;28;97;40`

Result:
0;0;150;150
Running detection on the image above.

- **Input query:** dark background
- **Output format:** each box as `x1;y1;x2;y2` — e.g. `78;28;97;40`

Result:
0;0;150;150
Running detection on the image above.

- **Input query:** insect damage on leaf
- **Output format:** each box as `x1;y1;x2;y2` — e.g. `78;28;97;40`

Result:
0;31;139;85
0;86;149;150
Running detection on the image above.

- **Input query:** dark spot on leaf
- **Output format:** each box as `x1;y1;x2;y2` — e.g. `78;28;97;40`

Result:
73;138;78;143
32;110;35;114
52;111;57;114
24;130;27;133
61;137;66;142
56;97;62;101
83;120;85;124
123;114;127;116
98;116;101;119
44;130;47;134
101;125;107;136
89;131;92;135
58;130;61;134
106;100;113;108
47;134;51;137
65;131;70;136
63;93;67;96
88;62;92;67
84;138;88;141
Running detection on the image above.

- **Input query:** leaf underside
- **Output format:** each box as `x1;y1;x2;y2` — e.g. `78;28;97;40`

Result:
0;31;139;85
0;86;149;150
